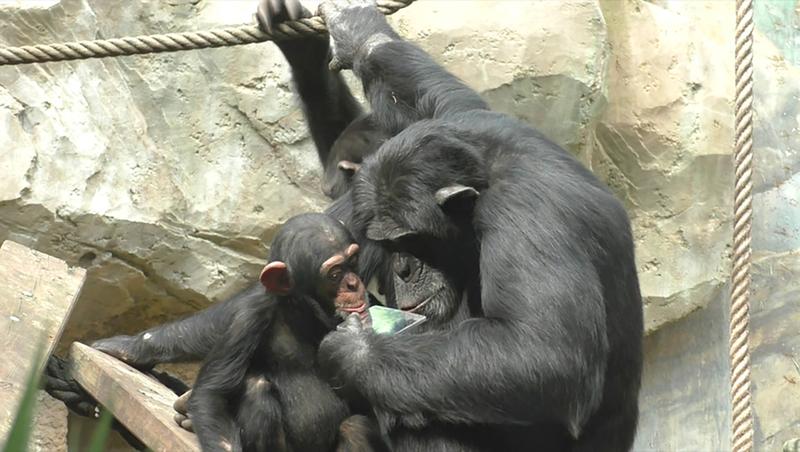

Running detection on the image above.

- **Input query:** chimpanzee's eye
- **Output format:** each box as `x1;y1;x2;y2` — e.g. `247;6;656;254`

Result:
328;267;343;282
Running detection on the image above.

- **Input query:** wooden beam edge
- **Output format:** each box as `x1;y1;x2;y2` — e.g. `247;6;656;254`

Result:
69;343;199;452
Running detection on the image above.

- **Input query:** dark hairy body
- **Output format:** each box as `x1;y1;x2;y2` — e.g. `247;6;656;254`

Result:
184;213;386;452
313;2;644;451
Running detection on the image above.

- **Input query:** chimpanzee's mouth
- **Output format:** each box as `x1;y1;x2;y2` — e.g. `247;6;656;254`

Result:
340;302;369;321
399;288;442;313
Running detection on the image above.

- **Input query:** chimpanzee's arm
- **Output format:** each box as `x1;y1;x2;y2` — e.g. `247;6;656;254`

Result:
281;38;364;165
258;0;365;166
319;1;488;134
189;288;276;452
92;284;260;369
319;228;609;435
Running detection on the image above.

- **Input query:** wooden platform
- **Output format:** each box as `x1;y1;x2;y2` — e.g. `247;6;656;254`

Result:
0;240;86;442
70;343;200;452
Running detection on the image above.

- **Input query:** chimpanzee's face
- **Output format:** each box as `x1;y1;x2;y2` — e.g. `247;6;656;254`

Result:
317;243;368;321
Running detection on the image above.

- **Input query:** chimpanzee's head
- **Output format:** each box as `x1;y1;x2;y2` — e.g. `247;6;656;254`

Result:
260;213;368;323
322;115;389;199
353;121;487;327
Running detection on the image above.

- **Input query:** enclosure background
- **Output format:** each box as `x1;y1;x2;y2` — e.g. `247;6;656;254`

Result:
0;0;798;450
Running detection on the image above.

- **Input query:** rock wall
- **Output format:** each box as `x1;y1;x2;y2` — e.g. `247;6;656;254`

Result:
747;1;800;448
633;1;800;450
1;0;796;450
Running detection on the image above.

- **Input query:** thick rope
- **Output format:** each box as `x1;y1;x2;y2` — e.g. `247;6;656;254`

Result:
731;0;755;451
0;0;414;66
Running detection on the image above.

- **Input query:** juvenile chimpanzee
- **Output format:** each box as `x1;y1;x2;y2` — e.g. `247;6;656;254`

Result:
187;212;386;452
313;1;644;451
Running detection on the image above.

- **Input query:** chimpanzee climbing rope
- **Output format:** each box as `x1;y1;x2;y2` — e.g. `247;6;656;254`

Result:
0;0;414;66
730;0;755;451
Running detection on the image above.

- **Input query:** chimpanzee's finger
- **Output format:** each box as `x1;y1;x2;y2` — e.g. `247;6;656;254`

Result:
43;376;76;392
269;0;286;31
49;390;97;417
48;389;85;404
256;0;273;33
180;418;194;432
345;313;363;332
285;0;304;20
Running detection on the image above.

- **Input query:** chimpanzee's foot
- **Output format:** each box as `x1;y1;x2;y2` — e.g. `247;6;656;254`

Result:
173;390;194;432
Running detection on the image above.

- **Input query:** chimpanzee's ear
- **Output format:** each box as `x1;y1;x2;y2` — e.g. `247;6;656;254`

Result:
260;261;293;295
366;216;415;242
435;185;479;214
337;160;361;175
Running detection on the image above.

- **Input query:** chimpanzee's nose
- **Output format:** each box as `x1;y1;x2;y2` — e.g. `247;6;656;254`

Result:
346;275;359;291
393;253;417;282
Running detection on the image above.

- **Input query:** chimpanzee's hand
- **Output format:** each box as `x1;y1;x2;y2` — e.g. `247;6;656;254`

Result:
91;334;155;370
256;0;311;34
337;312;365;333
319;314;371;392
43;355;100;418
318;0;398;71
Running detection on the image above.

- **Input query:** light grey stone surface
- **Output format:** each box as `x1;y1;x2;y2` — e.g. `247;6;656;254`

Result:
634;2;800;450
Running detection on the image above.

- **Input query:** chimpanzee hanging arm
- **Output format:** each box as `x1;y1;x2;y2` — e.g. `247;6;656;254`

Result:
258;0;391;200
320;1;488;134
257;0;364;166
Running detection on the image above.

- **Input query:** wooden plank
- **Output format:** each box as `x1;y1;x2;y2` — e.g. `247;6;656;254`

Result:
70;342;200;452
0;240;85;442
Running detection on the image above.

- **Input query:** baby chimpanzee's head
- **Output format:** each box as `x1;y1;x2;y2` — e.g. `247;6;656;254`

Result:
259;213;367;322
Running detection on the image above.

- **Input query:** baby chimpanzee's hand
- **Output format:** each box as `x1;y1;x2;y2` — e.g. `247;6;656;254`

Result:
92;334;156;369
318;0;399;71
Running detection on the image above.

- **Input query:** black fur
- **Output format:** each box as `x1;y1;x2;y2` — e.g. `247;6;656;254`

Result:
187;213;387;452
270;3;387;201
316;3;643;451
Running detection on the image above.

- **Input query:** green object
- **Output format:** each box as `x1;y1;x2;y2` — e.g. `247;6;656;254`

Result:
368;306;426;335
86;409;114;452
2;345;43;452
2;340;112;452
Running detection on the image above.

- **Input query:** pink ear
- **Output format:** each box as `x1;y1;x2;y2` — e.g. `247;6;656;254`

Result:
260;261;292;295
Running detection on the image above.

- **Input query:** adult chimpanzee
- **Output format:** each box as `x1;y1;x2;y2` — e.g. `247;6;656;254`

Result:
185;212;386;452
311;1;644;451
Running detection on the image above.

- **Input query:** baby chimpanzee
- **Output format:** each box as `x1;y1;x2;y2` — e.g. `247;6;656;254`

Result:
186;213;385;452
